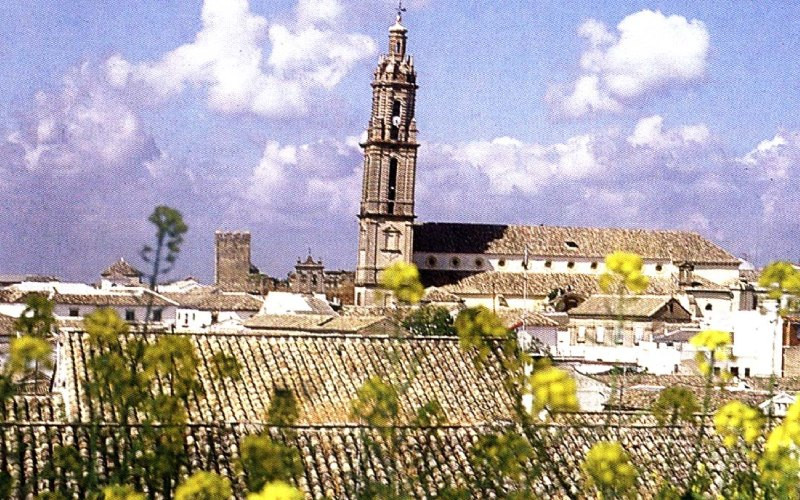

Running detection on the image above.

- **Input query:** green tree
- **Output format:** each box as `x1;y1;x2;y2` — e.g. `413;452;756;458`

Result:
469;431;534;495
139;205;188;321
759;261;800;310
13;292;56;338
651;386;699;426
238;434;302;493
401;305;455;336
0;299;55;495
267;388;300;427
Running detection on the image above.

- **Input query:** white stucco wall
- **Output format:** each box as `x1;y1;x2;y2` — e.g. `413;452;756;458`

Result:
53;304;176;324
175;309;254;331
413;252;681;277
692;265;740;286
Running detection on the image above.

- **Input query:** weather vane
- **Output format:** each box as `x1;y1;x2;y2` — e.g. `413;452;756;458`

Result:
396;0;406;20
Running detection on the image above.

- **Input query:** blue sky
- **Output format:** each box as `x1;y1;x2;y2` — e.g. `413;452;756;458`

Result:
1;0;799;282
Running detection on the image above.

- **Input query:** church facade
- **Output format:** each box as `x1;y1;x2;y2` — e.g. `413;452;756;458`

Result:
355;15;744;308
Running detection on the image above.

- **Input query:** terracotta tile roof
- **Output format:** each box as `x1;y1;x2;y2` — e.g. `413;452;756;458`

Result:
162;289;263;311
244;313;331;330
51;289;176;307
0;288;43;304
592;374;800;411
100;258;142;278
2;394;65;422
421;286;464;304
243;314;398;334
413;222;740;264
651;327;702;343
494;308;560;328
441;271;680;297
340;305;400;317
0;313;16;336
0;421;755;498
568;295;688;319
60;331;516;425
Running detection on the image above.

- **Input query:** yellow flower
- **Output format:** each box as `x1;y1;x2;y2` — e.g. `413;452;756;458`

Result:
454;306;510;362
175;471;232;500
624;271;649;294
606;251;643;275
689;330;731;351
247;482;303;500
528;364;579;413
102;485;145;500
379;261;424;304
713;401;764;448
8;336;51;375
582;441;638;495
599;251;649;294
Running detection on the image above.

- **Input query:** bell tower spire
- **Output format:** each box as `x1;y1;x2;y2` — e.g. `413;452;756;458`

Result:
354;10;419;306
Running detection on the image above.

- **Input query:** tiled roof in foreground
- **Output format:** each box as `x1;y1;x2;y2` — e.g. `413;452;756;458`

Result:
0;419;751;498
414;222;740;264
60;331;516;425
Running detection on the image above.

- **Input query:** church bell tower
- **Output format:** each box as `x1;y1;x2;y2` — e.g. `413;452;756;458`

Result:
355;10;419;306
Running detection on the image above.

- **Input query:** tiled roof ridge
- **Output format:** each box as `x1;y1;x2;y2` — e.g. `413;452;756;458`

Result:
417;220;712;238
0;419;737;432
61;329;464;342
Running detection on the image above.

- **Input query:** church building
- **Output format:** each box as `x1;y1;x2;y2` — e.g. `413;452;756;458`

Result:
355;13;744;308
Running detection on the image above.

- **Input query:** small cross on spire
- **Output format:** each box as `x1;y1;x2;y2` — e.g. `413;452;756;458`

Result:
396;0;406;22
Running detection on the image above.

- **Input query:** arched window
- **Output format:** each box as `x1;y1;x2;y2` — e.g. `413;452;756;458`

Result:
390;100;401;140
387;158;398;214
705;303;713;311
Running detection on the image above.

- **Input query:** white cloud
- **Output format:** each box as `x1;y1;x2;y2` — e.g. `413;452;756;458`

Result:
448;133;607;195
6;62;157;176
552;10;710;117
628;115;710;149
244;138;361;220
739;133;797;178
738;132;800;223
107;0;376;116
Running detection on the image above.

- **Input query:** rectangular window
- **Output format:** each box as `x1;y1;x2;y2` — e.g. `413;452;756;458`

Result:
577;326;586;343
69;308;79;317
384;231;400;251
153;309;163;322
125;309;135;321
634;326;644;345
596;326;605;344
614;325;623;344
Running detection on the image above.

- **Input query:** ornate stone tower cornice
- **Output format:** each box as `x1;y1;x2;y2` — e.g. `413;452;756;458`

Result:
355;11;419;306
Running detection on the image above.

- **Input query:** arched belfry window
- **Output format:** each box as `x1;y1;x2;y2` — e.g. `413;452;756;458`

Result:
390;100;401;140
387;157;398;214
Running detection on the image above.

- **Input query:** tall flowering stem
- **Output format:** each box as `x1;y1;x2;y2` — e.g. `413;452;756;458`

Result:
686;329;731;492
598;251;649;434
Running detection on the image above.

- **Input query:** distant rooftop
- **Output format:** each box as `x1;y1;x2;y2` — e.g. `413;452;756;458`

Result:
414;222;740;264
